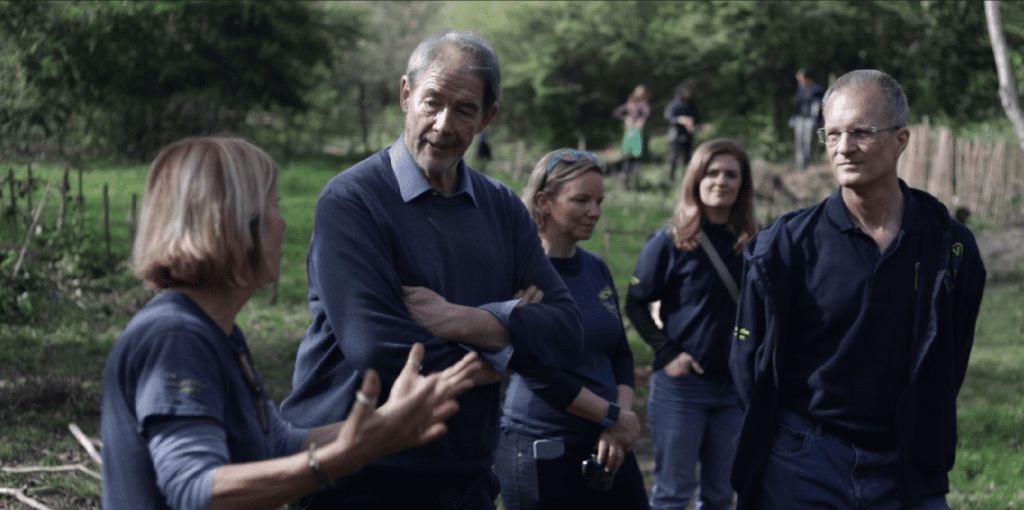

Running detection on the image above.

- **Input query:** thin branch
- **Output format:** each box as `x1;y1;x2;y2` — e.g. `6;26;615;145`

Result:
68;423;102;466
1;463;101;481
0;487;52;510
11;180;54;279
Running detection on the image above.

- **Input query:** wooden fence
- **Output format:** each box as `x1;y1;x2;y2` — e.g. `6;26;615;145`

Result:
1;164;138;278
898;124;1024;219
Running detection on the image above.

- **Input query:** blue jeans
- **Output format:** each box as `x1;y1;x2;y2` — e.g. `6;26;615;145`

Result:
758;409;952;510
647;370;742;510
793;116;817;170
495;429;651;510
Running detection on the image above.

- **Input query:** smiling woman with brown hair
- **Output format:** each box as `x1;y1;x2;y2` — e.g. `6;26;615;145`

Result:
625;138;756;510
100;136;481;510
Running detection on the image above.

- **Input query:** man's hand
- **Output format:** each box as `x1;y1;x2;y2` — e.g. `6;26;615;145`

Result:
664;351;703;378
512;285;544;306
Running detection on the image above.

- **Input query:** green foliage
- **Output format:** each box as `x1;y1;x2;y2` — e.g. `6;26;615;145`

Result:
0;0;337;159
453;0;1018;162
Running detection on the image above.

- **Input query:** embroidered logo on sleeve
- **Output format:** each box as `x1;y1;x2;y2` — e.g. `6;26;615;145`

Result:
164;371;207;394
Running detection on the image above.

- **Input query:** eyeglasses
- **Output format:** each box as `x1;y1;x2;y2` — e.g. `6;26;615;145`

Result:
541;149;599;189
817;126;902;146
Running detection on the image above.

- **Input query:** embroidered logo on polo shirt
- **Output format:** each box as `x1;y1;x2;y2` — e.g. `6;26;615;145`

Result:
598;286;618;316
630;275;640;286
951;243;963;258
733;327;750;341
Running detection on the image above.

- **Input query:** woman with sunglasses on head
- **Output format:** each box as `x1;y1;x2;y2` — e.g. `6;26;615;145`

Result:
624;138;757;510
100;136;482;510
495;149;650;510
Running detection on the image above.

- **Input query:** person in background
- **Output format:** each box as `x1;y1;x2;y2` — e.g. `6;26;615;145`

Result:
730;69;986;510
791;68;826;170
625;139;757;510
613;84;651;190
664;84;701;182
101;136;482;510
495;149;650;510
279;30;583;510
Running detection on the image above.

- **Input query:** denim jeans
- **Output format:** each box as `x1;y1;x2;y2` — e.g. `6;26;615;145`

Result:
495;429;651;510
793;116;817;170
647;370;742;510
758;409;952;510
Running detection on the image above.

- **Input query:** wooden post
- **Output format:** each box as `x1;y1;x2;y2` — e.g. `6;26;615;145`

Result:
513;140;525;179
7;167;15;228
26;163;33;216
78;165;84;209
103;184;111;268
602;221;611;262
578;136;586;150
59;167;69;229
129;193;138;243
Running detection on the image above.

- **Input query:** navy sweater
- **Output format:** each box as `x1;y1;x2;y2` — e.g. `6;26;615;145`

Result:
280;138;583;476
501;248;635;444
626;223;743;381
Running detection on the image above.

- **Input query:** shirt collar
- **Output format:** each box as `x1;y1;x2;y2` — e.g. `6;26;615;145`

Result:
389;135;478;206
824;179;923;234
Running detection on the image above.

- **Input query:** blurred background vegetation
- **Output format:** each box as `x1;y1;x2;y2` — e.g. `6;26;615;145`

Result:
2;0;1024;165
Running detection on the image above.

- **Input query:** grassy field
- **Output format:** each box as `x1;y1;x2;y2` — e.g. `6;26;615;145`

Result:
1;155;1021;509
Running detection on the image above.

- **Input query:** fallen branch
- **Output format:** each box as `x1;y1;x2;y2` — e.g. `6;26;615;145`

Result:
1;463;101;481
68;423;102;466
0;487;52;510
11;180;54;279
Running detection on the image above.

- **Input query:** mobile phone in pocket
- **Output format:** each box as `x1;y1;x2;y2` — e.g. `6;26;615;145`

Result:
532;439;565;460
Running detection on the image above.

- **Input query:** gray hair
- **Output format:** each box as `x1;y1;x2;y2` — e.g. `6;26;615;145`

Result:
405;30;501;111
823;69;908;128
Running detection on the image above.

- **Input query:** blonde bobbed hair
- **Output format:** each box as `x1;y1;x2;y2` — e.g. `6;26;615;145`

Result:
133;136;279;289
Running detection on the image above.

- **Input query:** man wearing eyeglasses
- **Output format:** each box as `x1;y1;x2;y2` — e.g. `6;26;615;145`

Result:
281;31;583;509
730;69;986;509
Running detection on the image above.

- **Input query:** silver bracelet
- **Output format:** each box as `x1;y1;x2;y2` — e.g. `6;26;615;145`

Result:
307;443;333;489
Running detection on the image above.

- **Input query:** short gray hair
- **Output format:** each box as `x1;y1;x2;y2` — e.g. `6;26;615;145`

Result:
823;69;908;128
405;30;501;112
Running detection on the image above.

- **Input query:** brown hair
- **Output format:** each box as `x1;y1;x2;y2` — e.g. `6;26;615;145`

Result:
132;136;279;289
670;138;756;253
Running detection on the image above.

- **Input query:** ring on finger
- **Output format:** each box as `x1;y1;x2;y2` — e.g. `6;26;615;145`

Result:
355;389;377;407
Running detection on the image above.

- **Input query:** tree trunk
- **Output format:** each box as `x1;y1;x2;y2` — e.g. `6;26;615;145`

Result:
984;1;1024;151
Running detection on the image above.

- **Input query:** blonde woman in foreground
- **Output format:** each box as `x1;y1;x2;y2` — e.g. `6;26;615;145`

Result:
100;136;481;510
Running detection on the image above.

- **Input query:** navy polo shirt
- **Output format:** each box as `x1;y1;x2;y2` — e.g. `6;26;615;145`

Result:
782;188;924;435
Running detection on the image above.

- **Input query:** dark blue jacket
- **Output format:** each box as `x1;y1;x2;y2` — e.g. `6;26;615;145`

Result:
729;182;986;508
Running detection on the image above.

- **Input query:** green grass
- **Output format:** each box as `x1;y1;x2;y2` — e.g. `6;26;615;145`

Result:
1;155;1022;508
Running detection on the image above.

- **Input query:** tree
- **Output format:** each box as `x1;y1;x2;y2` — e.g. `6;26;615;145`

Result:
984;0;1024;150
0;1;333;159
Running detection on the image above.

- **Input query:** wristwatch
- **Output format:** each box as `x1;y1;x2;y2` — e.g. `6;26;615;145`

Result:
599;401;620;428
